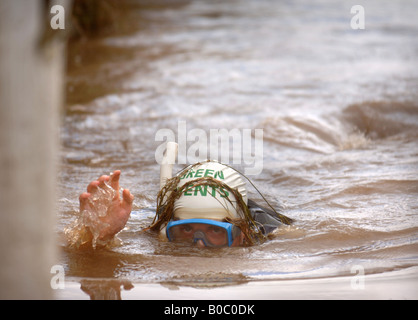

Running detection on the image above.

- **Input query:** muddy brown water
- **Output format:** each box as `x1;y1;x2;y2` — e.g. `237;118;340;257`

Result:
57;0;418;299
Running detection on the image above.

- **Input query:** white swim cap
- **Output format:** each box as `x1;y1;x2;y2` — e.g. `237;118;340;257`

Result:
173;161;247;221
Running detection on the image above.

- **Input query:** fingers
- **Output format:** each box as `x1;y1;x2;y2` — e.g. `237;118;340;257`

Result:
87;181;99;193
97;170;120;194
83;170;124;202
120;189;134;222
122;189;134;206
79;192;91;212
109;170;121;192
98;175;110;188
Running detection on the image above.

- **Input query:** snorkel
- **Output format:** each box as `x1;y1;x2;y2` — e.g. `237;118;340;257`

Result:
159;141;178;190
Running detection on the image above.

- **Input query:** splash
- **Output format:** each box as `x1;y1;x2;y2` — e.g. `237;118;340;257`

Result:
64;180;120;249
338;131;370;151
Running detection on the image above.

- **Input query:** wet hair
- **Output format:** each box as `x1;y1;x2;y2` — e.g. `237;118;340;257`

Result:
148;161;293;246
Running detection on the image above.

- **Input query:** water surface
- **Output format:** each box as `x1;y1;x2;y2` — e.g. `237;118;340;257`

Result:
58;0;418;299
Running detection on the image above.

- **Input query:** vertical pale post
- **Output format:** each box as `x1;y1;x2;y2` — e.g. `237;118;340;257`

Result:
0;0;67;299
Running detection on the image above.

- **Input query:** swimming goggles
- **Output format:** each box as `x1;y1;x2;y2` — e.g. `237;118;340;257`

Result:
166;219;241;247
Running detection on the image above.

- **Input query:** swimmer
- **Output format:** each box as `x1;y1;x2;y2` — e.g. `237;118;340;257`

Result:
68;160;293;249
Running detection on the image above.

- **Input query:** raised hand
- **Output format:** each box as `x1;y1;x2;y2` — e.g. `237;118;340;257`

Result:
66;170;134;249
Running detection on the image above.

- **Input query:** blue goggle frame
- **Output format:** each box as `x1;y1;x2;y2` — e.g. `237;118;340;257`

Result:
166;219;240;247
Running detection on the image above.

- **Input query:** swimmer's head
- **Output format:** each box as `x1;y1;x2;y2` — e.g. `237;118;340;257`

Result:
172;161;247;221
151;160;264;247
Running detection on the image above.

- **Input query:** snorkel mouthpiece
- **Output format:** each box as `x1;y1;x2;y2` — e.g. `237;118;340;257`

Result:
193;230;210;247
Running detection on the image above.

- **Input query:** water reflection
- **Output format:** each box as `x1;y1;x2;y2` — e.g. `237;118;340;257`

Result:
59;0;418;299
63;247;128;278
78;273;249;300
80;279;134;300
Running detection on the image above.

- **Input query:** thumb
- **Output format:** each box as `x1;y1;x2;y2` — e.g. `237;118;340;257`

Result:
122;189;134;209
